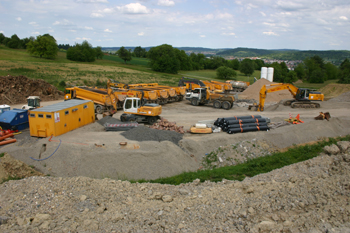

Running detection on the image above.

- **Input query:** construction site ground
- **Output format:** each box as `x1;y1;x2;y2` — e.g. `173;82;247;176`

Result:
1;77;350;232
1;87;350;181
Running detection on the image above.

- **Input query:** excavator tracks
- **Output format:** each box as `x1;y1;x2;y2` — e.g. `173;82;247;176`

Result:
290;102;320;108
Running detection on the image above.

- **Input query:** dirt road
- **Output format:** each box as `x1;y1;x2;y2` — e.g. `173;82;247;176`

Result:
2;97;350;181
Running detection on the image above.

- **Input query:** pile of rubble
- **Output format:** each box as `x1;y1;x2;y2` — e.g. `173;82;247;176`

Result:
0;75;64;104
149;117;185;134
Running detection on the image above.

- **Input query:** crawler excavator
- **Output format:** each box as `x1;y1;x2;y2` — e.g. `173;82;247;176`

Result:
250;83;324;111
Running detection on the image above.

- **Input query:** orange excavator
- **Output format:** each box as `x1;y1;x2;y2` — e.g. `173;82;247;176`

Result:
250;83;324;111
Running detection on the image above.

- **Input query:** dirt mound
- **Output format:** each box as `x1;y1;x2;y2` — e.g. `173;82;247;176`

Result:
319;83;350;100
0;75;64;105
239;78;293;103
0;153;44;182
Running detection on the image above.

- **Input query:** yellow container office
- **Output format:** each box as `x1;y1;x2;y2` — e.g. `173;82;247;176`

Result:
29;99;95;137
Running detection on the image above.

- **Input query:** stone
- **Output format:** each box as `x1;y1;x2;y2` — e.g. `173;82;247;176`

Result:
323;144;340;155
0;216;9;225
111;213;124;223
80;195;87;201
162;195;173;202
32;214;51;225
337;141;350;152
178;189;190;195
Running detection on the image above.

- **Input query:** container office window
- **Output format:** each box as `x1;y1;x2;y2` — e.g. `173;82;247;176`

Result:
30;113;35;118
38;114;44;118
83;105;88;109
46;115;52;119
65;111;69;115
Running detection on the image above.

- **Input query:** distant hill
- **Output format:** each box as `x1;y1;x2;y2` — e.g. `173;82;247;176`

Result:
102;46;350;65
217;48;350;64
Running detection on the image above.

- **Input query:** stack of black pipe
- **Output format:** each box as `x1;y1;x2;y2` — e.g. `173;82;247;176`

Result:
214;115;269;134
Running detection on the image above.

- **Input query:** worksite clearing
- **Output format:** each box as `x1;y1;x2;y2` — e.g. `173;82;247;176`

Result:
1;76;350;232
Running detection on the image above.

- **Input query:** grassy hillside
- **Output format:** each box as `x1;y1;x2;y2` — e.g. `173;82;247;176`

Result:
0;46;183;90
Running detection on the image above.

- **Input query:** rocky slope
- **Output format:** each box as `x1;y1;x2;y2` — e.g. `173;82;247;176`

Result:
0;141;349;232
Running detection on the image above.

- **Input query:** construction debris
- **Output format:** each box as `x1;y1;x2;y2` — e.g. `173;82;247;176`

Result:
0;75;64;104
149;117;185;134
314;112;331;121
284;114;304;124
104;123;139;131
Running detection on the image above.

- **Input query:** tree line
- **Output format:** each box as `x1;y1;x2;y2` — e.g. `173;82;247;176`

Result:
1;33;349;84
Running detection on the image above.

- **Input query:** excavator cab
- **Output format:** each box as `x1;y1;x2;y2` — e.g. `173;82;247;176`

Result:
123;97;141;114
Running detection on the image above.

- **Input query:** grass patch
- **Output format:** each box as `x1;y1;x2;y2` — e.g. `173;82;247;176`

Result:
1;175;22;184
135;135;350;185
180;69;259;84
0;153;4;158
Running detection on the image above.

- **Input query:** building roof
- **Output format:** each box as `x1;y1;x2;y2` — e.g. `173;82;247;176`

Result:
31;99;92;113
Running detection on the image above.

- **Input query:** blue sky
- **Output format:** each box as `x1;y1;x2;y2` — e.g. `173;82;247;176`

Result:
1;0;349;50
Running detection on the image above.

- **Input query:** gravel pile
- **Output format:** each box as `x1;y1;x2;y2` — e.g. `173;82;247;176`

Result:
239;78;293;103
328;90;350;102
0;141;349;232
200;139;276;169
121;126;183;145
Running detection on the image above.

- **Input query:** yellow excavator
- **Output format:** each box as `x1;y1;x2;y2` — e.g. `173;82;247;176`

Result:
251;83;324;111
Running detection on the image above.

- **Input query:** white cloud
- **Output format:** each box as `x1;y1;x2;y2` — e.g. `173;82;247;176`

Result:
91;12;104;17
200;35;206;38
340;16;348;20
222;32;236;36
31;32;40;35
117;3;149;14
85;26;93;30
29;22;37;25
260;11;266;17
104;28;112;32
263;31;278;36
138;32;144;36
76;37;91;40
69;30;77;32
16;17;22;21
157;0;175;7
217;12;233;19
53;19;74;26
76;0;108;3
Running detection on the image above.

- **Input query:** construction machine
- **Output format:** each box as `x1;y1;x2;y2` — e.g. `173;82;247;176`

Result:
64;86;118;115
120;97;162;125
226;80;250;92
22;96;41;110
185;88;235;110
250;83;324;111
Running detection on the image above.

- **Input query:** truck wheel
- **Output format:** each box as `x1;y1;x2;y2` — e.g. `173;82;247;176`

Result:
95;105;104;114
222;101;231;110
147;116;157;125
191;98;199;106
213;100;221;109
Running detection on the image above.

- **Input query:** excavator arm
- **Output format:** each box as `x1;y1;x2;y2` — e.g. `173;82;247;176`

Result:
258;83;299;111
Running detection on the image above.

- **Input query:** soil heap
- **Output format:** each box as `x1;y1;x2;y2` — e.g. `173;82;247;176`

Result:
0;75;64;105
0;142;349;232
239;78;293;103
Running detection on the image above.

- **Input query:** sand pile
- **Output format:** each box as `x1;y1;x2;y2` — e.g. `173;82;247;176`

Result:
239;78;293;103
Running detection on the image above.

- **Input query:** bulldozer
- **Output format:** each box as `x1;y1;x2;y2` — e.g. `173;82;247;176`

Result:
249;83;324;111
120;97;162;125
